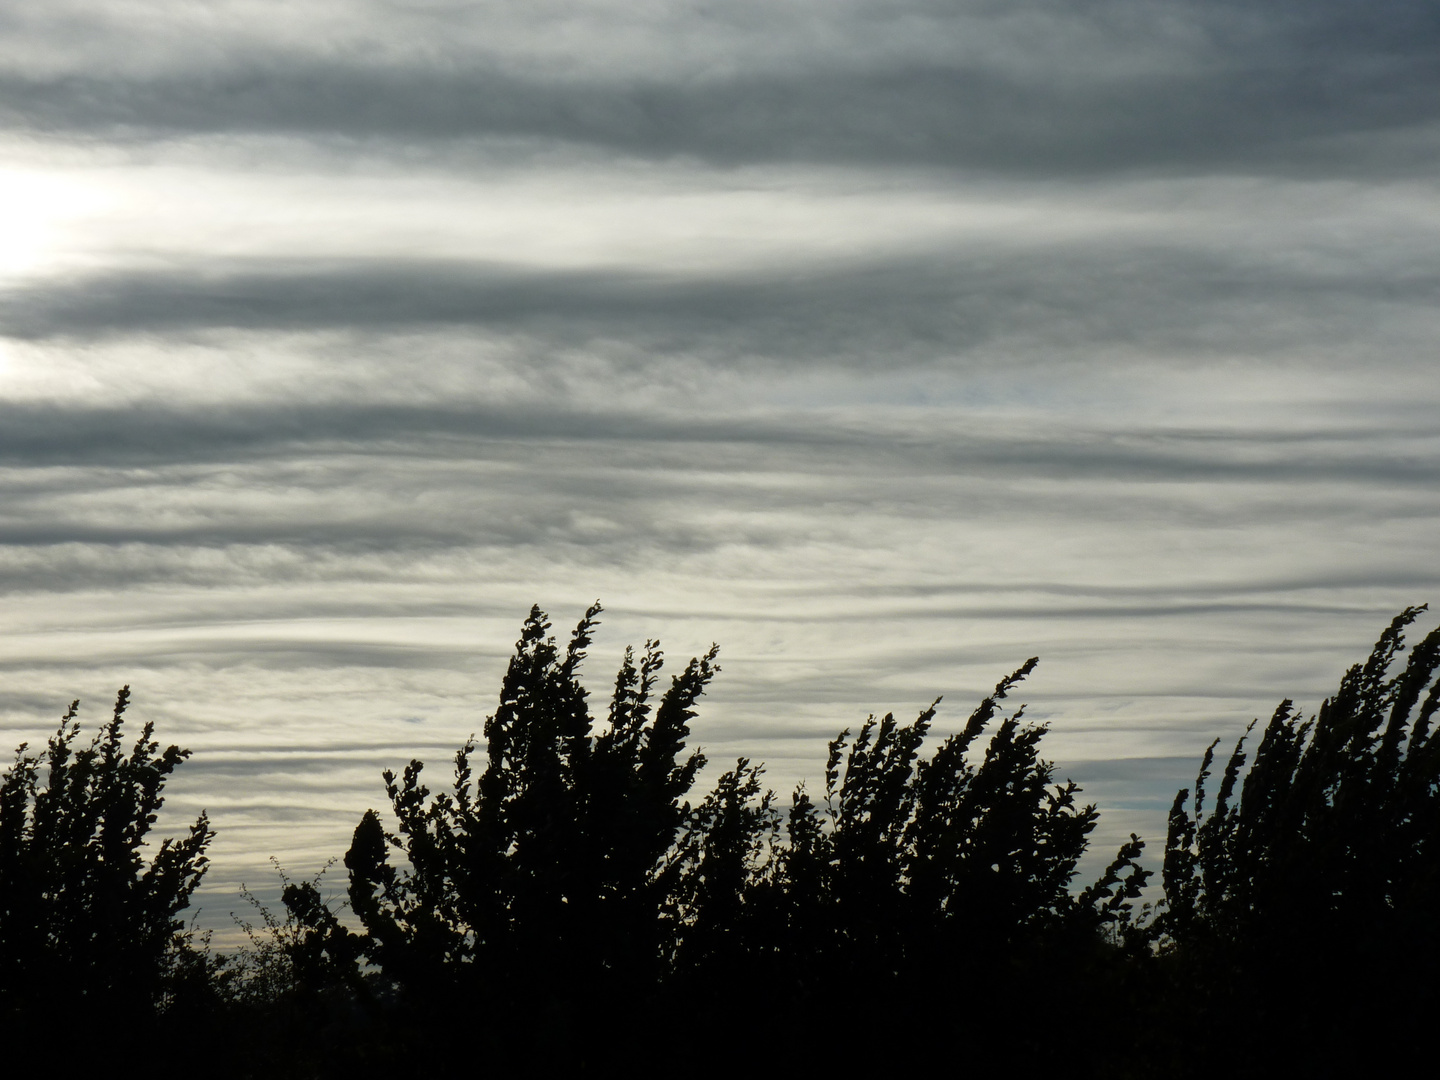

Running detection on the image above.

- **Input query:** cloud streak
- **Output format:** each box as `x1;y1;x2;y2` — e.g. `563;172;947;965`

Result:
0;396;1436;484
3;2;1438;175
6;244;1438;381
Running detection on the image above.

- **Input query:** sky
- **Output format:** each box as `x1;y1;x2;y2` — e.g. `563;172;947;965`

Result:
2;0;1438;934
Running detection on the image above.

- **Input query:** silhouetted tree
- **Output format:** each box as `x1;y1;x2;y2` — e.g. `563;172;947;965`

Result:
317;603;1146;1067
744;663;1150;1064
328;603;717;1062
0;688;213;1039
13;602;1440;1074
1154;605;1440;1071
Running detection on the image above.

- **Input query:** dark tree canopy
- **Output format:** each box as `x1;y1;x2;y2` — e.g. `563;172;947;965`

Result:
0;688;213;1037
6;603;1440;1075
1151;605;1440;1071
279;603;1147;1068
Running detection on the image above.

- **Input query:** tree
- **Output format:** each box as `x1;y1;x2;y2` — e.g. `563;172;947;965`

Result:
313;603;1146;1067
1154;606;1440;1070
0;688;214;1034
331;603;717;1062
725;662;1150;1065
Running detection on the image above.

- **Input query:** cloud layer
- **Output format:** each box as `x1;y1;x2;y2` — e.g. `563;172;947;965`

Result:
4;1;1439;174
2;0;1438;935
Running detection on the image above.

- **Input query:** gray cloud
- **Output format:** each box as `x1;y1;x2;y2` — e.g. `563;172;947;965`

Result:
3;0;1438;929
6;244;1438;373
2;1;1437;175
0;398;1435;486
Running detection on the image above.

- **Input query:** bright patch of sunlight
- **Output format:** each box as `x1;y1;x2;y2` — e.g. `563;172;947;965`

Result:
0;166;111;279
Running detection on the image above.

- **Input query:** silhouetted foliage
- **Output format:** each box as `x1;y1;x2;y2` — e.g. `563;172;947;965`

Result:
311;603;1147;1068
1152;604;1440;1071
745;663;1150;1064
0;688;213;1041
228;861;365;1006
10;603;1440;1075
322;603;716;1062
205;861;384;1076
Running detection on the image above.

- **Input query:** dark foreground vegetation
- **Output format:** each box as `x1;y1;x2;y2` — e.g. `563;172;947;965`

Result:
3;604;1439;1075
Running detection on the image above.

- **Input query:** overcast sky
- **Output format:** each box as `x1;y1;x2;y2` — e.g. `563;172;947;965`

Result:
2;0;1438;931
